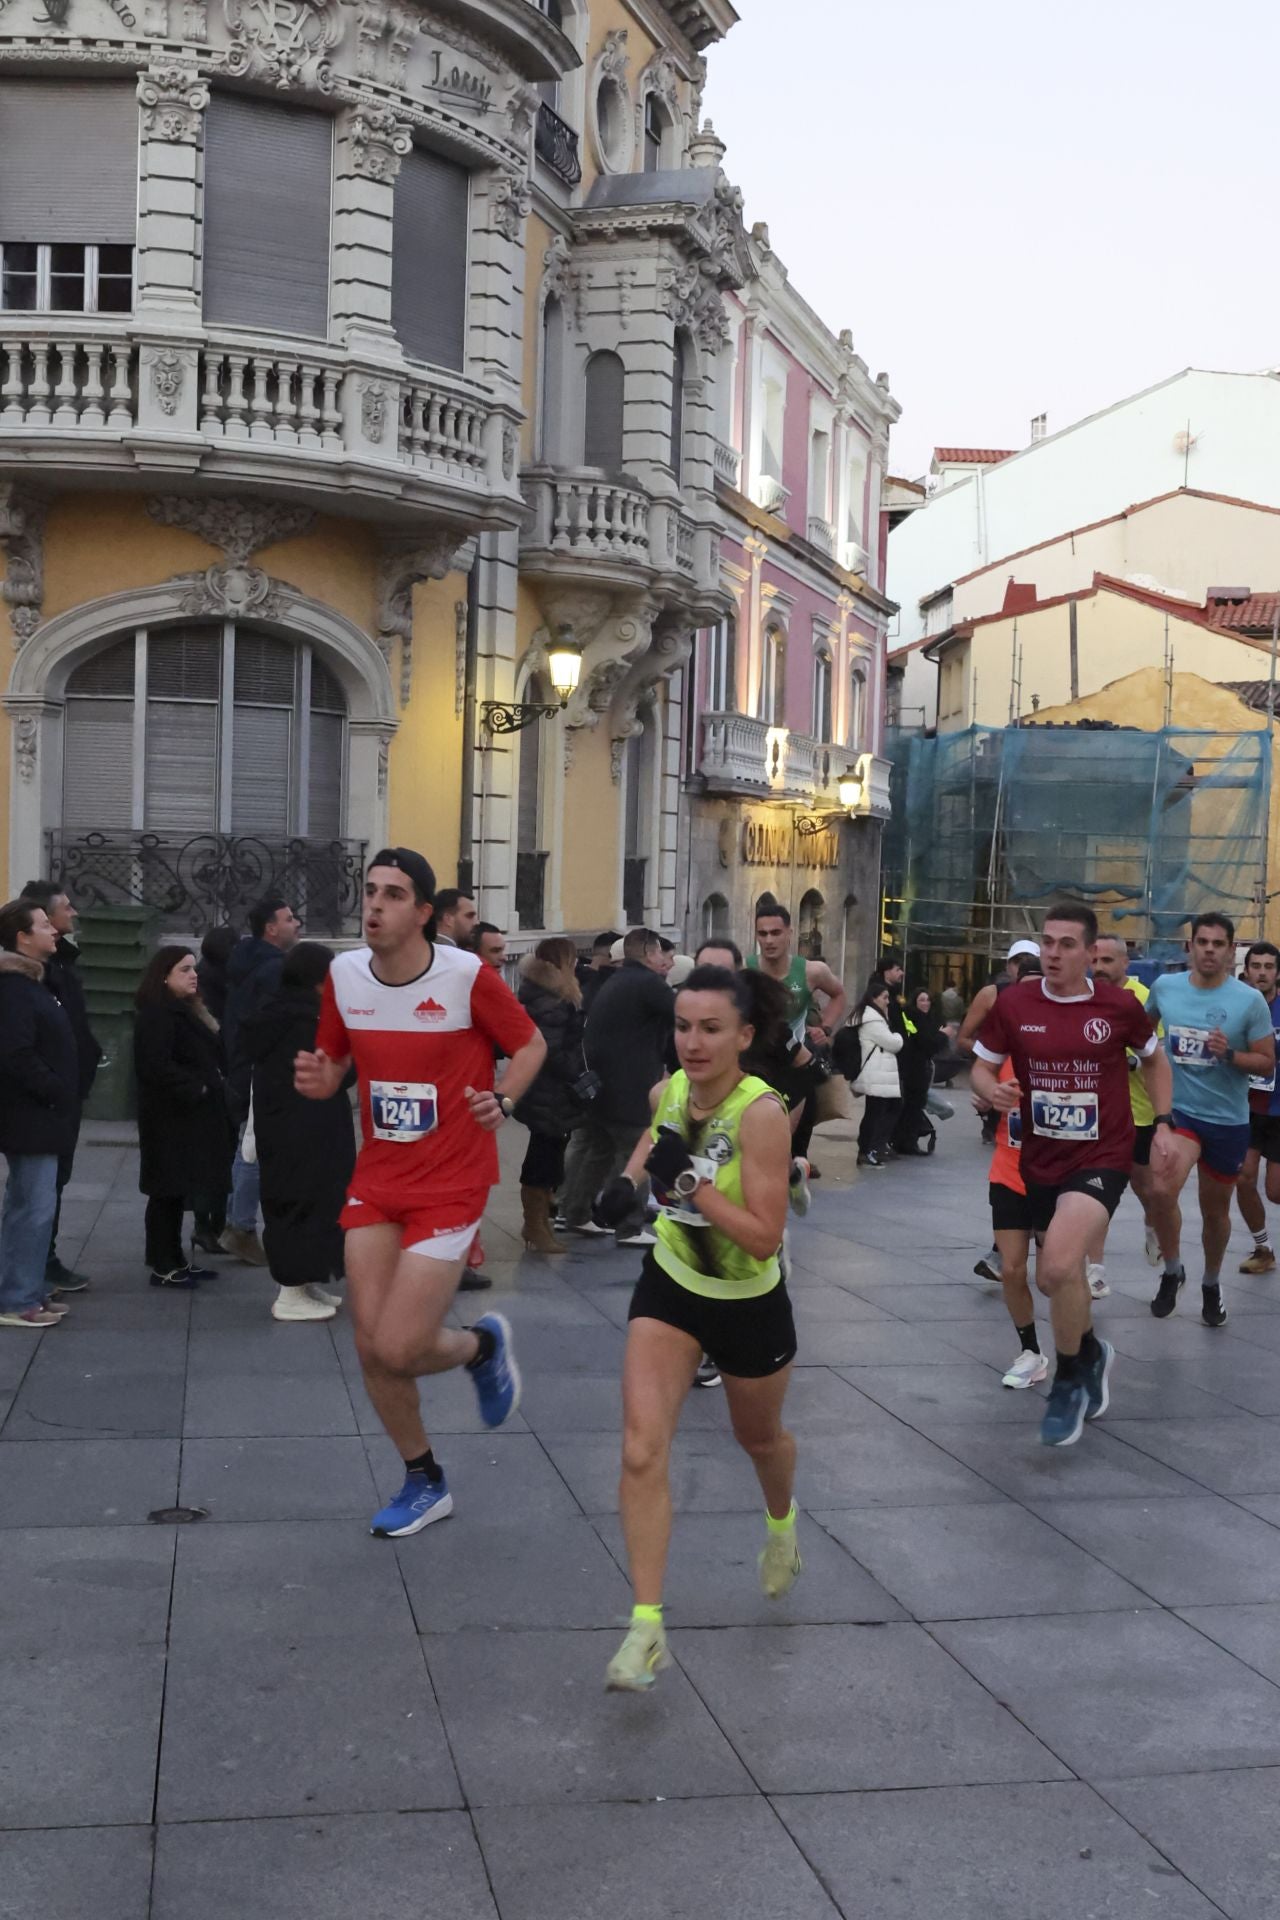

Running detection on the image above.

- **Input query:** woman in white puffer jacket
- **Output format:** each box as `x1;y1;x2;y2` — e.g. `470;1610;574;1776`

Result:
852;979;904;1167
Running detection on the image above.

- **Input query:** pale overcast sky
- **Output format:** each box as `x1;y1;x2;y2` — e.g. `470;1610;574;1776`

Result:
704;0;1280;477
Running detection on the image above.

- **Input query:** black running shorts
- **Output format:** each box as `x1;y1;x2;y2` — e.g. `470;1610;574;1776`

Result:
1131;1123;1155;1169
1249;1112;1280;1164
1025;1167;1129;1236
989;1180;1035;1236
628;1253;797;1378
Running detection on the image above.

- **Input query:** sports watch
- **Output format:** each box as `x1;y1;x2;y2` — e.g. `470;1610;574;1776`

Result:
499;1095;516;1119
1154;1114;1176;1129
671;1166;702;1200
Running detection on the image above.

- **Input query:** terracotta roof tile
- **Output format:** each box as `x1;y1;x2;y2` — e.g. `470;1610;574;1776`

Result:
1206;592;1280;635
932;447;1017;466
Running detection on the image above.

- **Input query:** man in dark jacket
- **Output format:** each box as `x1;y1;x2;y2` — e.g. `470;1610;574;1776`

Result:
578;930;621;1016
0;899;78;1328
20;880;102;1294
559;927;674;1246
220;895;300;1264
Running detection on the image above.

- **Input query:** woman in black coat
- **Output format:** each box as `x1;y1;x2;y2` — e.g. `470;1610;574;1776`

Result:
133;946;234;1287
239;942;355;1324
514;937;588;1254
893;986;948;1155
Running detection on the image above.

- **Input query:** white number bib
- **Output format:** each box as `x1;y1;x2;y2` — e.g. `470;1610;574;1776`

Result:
370;1080;438;1143
1007;1109;1023;1147
1031;1090;1099;1141
1168;1025;1213;1068
659;1153;717;1227
1250;1068;1277;1094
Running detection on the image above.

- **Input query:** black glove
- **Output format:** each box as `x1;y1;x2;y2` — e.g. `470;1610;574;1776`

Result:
645;1126;695;1207
592;1176;637;1229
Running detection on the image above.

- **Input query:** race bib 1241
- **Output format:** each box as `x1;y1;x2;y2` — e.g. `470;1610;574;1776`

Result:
1030;1090;1099;1141
370;1080;438;1142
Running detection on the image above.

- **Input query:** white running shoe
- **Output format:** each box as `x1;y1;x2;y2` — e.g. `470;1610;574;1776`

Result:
271;1285;337;1322
305;1284;343;1308
1086;1262;1110;1300
1002;1348;1049;1389
617;1229;657;1247
788;1157;812;1218
1144;1225;1161;1268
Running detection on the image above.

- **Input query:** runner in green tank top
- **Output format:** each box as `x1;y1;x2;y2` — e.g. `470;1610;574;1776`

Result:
591;964;801;1692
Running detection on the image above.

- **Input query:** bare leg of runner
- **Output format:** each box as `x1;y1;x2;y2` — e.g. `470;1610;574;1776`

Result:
1036;1191;1114;1446
1146;1132;1200;1315
723;1367;796;1519
618;1316;700;1606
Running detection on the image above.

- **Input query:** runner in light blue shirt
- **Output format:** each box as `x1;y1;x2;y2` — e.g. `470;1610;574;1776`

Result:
1144;912;1276;1329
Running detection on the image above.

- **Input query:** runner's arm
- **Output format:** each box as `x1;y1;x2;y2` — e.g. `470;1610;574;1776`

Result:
296;971;352;1100
805;960;847;1036
1208;1025;1275;1076
691;1092;790;1258
970;1052;1020;1110
957;982;997;1055
465;1027;547;1130
1137;1039;1173;1115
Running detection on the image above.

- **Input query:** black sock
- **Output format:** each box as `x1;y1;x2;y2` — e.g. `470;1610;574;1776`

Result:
466;1325;496;1370
404;1448;443;1483
1079;1327;1101;1367
1017;1321;1040;1355
1055;1347;1082;1384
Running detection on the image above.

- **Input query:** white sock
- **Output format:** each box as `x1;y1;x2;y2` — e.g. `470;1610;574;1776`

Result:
1252;1228;1271;1250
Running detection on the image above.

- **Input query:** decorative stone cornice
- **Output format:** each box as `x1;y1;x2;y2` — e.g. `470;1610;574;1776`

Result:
0;485;47;649
348;105;413;179
137;62;210;142
148;495;315;625
491;166;532;244
224;0;342;92
542;231;583;330
377;532;472;707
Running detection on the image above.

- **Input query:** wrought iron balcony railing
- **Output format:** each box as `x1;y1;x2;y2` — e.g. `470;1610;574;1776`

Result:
535;100;583;186
48;830;367;940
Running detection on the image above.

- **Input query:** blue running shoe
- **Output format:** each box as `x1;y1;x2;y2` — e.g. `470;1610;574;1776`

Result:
1083;1338;1114;1422
1040;1375;1088;1448
469;1311;521;1428
371;1470;453;1538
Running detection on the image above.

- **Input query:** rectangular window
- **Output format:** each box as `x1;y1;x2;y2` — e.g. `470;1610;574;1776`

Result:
0;242;135;314
813;652;833;741
203;93;333;339
0;80;138;244
392;145;469;370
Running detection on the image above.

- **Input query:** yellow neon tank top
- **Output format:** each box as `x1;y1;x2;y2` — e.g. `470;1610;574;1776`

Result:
651;1069;783;1301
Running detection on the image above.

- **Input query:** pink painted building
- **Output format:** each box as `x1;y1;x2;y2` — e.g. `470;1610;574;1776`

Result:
679;234;899;991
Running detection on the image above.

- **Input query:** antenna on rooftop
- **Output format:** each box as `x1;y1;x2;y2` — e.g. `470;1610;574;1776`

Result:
1173;420;1199;486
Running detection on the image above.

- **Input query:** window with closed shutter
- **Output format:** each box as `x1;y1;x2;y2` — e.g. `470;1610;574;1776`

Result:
0;81;137;244
392;146;469;369
145;703;218;833
203;93;333;338
584;350;624;471
308;712;344;838
64;702;134;828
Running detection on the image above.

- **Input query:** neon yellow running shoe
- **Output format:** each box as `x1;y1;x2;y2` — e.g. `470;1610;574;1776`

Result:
605;1618;670;1691
759;1521;802;1599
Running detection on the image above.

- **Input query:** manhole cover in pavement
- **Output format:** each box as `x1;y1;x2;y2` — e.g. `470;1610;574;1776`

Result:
147;1506;208;1524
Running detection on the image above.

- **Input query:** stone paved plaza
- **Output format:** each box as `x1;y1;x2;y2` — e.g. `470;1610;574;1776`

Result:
3;1115;1280;1920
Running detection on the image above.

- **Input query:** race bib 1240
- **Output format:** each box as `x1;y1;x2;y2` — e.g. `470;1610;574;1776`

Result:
370;1080;438;1143
1030;1090;1099;1141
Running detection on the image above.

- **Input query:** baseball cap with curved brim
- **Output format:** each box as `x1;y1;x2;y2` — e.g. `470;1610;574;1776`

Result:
368;846;435;905
1007;938;1041;961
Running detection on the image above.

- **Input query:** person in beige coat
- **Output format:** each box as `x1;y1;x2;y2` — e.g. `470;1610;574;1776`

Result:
853;979;904;1168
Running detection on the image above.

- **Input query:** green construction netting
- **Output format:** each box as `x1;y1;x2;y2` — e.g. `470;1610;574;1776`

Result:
884;723;1271;965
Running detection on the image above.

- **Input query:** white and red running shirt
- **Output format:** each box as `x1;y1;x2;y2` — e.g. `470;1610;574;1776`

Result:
974;976;1157;1185
315;944;536;1209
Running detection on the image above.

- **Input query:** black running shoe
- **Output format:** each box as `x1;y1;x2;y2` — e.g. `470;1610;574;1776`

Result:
694;1356;722;1389
1151;1267;1185;1319
1201;1284;1228;1329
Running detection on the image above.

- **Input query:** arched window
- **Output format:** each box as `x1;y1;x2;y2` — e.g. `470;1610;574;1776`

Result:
759;625;787;725
584;348;624;471
515;669;549;929
849;666;868;751
538;293;566;463
62;623;347;838
813;646;833;742
798;888;825;960
670;331;688;482
701;892;730;941
706;614;735;711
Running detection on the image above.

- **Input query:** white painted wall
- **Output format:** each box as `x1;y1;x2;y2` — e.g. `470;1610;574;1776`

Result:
888;369;1280;654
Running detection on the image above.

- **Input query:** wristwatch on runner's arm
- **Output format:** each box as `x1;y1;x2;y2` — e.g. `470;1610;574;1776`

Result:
1154;1114;1176;1129
499;1095;515;1119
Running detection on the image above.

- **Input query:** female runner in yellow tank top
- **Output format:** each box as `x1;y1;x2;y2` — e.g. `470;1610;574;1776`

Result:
592;964;800;1691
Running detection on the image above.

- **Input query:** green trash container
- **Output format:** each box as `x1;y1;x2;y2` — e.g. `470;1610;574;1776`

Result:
77;907;151;1122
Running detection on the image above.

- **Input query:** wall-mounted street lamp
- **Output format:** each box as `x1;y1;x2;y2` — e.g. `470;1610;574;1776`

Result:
795;769;863;835
480;630;583;735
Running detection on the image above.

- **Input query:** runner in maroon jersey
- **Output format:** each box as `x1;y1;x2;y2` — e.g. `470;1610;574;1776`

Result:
295;849;546;1538
971;902;1175;1447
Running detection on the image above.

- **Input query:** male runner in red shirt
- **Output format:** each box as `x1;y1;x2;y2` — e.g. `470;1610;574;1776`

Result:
971;902;1175;1446
295;848;546;1536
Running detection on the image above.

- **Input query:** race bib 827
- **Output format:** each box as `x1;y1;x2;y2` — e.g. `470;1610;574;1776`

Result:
370;1080;438;1143
1167;1026;1212;1068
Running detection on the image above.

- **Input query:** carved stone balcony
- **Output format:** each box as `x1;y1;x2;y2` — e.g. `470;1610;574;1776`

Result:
713;439;741;488
0;320;522;535
807;514;835;557
699;711;843;802
519;466;720;603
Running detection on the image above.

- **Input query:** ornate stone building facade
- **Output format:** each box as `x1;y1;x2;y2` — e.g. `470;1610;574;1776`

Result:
0;0;893;973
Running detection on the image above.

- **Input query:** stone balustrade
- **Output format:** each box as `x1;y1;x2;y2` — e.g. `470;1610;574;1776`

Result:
521;468;652;563
0;328;137;430
713;438;741;487
700;709;843;801
807;513;835;556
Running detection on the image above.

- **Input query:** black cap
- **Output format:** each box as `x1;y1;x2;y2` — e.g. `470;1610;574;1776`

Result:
368;847;436;905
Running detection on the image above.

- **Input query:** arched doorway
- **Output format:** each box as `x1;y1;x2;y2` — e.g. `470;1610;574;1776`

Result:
53;619;359;934
798;888;825;960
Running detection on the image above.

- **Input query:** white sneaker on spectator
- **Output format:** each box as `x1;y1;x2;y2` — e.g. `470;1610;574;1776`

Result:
272;1286;336;1322
1002;1348;1049;1389
1086;1262;1110;1299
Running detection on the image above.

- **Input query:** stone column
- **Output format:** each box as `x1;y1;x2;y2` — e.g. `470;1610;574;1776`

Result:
331;106;410;356
134;63;208;435
468;167;529;518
